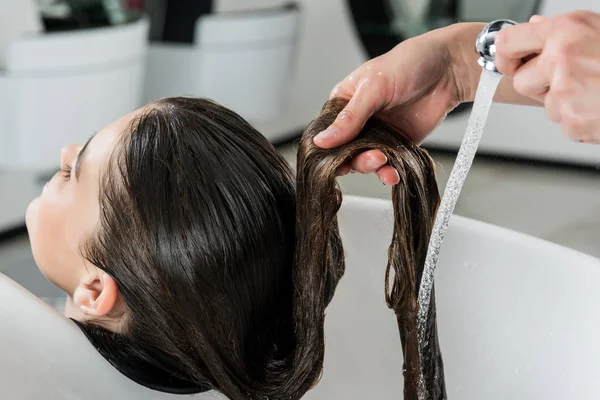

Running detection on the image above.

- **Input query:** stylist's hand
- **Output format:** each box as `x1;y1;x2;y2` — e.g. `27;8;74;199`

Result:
313;26;468;185
494;11;600;143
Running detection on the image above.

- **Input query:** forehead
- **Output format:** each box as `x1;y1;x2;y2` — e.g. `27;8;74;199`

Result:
82;109;141;175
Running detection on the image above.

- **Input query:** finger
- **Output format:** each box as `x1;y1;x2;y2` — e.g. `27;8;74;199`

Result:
314;79;383;149
558;95;599;143
376;166;400;186
529;15;546;23
329;67;364;100
561;115;599;143
349;150;388;173
329;81;354;101
544;91;562;125
512;55;550;102
494;21;552;77
495;21;551;58
337;163;352;176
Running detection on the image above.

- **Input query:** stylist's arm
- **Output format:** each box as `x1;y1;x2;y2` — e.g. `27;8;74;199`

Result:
314;11;600;185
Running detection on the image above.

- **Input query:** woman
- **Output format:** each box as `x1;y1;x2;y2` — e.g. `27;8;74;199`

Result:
314;11;600;184
27;97;308;398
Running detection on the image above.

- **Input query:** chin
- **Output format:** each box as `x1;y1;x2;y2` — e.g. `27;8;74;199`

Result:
25;196;49;280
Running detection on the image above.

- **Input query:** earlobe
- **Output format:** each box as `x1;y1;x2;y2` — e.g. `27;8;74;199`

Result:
72;272;120;318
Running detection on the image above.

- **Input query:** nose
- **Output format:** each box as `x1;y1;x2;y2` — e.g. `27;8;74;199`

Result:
60;145;81;166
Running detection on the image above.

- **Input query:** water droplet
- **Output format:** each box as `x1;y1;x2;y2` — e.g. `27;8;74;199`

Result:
515;368;519;374
525;365;531;371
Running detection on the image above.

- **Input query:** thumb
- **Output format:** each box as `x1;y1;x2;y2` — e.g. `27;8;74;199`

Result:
314;80;383;149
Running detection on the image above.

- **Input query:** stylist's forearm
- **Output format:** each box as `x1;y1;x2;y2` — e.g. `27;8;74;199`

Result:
449;22;542;107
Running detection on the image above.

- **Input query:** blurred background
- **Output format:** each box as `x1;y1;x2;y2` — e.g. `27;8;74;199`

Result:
0;0;598;308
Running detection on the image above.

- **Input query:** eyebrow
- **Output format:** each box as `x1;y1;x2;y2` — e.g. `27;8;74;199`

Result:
74;131;97;181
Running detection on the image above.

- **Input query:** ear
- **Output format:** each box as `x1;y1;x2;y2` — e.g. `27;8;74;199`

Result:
72;271;121;318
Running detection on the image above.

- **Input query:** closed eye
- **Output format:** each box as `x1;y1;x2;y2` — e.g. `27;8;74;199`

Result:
60;165;72;181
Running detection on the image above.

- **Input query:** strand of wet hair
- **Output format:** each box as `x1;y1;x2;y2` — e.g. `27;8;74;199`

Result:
291;98;447;399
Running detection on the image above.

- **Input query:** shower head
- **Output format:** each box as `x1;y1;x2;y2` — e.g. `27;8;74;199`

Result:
476;19;518;73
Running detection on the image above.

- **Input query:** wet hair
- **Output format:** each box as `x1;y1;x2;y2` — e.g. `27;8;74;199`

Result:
74;96;445;399
297;99;446;399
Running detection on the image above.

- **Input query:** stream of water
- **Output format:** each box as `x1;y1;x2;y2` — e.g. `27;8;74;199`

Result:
416;68;503;398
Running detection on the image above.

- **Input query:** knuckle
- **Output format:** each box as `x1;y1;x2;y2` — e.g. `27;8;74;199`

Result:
512;73;528;94
565;10;595;26
330;84;344;98
553;13;580;30
550;75;575;99
364;62;375;74
338;108;357;125
563;98;586;120
546;38;578;68
561;115;588;140
558;39;580;60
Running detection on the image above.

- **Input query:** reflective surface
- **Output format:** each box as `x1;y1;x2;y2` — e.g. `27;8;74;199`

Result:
476;19;518;72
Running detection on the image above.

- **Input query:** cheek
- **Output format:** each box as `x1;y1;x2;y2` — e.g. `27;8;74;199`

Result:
25;191;82;294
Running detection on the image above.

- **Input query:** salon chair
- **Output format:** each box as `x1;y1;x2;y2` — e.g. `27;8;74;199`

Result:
143;4;300;122
2;196;600;399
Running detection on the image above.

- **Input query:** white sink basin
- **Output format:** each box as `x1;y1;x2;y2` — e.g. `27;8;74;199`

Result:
309;196;600;399
1;195;599;399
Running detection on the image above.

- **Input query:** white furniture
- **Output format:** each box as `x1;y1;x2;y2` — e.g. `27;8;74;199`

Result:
0;17;149;231
2;195;600;399
0;0;42;68
143;5;300;123
0;17;149;170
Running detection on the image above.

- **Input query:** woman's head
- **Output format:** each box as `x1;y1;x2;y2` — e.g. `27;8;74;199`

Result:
26;97;299;397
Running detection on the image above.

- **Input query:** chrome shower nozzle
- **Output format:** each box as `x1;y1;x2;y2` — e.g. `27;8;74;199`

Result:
476;19;518;73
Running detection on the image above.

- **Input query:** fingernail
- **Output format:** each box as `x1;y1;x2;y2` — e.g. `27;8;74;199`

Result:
314;126;339;144
383;169;400;186
366;156;386;171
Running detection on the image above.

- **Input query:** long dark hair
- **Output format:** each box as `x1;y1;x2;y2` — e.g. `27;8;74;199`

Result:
76;96;445;399
296;99;445;399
